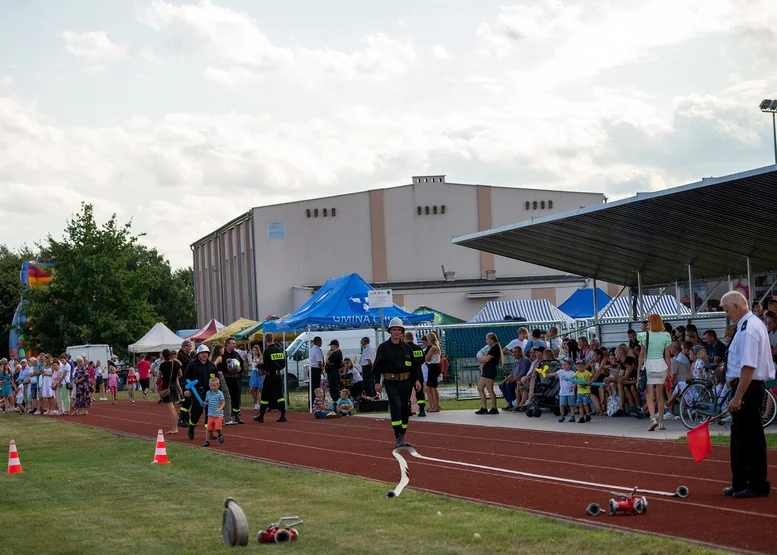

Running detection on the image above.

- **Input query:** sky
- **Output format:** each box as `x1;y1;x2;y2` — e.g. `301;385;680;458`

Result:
1;0;777;269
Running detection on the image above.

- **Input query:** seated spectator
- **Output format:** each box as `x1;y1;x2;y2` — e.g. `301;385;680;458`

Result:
312;388;337;419
336;388;354;416
503;327;529;357
702;329;726;364
341;359;364;399
498;346;530;411
588;348;609;415
518;347;548;408
614;356;639;416
665;342;691;419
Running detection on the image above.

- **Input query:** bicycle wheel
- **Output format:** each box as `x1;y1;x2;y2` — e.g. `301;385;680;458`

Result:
679;383;715;430
762;388;777;428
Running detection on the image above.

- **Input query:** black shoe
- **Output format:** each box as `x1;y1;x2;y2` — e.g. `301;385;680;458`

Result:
733;488;770;499
723;487;741;497
475;408;488;415
253;414;264;423
502;406;514;412
235;417;244;424
277;415;287;422
395;435;411;448
418;410;426;417
585;415;591;422
613;409;625;417
201;441;210;447
187;426;194;440
218;434;224;444
488;408;499;414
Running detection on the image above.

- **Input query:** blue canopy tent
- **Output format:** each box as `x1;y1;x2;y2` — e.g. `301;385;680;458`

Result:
263;273;433;332
558;288;612;319
263;273;433;410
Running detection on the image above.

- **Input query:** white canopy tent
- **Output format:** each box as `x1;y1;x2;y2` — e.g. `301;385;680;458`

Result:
128;322;183;354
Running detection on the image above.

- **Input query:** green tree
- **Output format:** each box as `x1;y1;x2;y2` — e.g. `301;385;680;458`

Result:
0;245;34;358
23;203;158;356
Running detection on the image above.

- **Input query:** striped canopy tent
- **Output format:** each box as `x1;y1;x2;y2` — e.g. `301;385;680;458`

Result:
231;317;300;342
598;295;691;320
203;318;258;345
467;299;575;325
186;318;225;342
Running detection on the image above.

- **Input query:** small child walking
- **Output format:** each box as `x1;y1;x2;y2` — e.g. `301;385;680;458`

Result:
203;377;225;447
107;367;119;404
573;363;593;423
126;368;138;403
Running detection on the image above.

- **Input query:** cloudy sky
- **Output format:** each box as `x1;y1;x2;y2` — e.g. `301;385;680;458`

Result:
1;0;776;268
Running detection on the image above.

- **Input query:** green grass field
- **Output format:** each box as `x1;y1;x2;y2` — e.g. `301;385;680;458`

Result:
0;417;725;555
709;432;777;449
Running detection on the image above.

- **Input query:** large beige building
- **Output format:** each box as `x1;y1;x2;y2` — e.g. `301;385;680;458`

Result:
191;175;606;327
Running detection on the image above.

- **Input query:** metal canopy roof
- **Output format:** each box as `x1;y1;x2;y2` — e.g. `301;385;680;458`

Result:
453;165;777;288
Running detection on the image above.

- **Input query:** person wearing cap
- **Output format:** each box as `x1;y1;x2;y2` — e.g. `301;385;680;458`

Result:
372;318;422;448
183;344;217;441
253;333;288;423
721;291;774;498
325;339;343;402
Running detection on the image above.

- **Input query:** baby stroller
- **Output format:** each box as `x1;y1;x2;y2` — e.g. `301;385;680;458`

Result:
525;362;561;417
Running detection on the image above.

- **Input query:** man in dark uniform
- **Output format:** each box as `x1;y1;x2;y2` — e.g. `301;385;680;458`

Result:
721;291;773;498
177;340;194;426
253;332;287;423
373;318;422;448
184;345;217;440
221;338;245;424
325;340;343;402
404;331;426;417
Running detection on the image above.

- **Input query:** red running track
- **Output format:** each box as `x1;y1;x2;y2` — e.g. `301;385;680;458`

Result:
55;402;776;554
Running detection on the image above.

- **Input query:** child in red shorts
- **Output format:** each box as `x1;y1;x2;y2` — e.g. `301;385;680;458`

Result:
126;368;138;403
203;377;225;447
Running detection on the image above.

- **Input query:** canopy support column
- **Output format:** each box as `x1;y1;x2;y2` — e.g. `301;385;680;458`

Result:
746;257;753;307
697;281;722;313
283;331;288;406
307;325;312;412
637;272;644;320
688;265;695;318
592;279;600;339
759;279;777;305
675;281;681;318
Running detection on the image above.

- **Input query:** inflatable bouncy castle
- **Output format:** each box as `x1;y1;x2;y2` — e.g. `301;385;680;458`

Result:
8;258;56;359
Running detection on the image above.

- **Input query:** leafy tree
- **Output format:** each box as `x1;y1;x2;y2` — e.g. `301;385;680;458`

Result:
22;203;158;356
0;245;33;358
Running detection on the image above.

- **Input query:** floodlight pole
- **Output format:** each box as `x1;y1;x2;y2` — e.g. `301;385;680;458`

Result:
772;112;777;164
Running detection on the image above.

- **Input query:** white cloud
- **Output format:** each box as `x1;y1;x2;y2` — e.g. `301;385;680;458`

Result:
58;30;128;60
432;44;453;60
0;75;12;87
139;47;162;64
136;0;416;85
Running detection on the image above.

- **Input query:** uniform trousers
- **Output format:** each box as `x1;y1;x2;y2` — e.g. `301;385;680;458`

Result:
386;378;413;437
188;391;207;428
260;373;286;414
225;376;241;419
325;369;340;402
730;379;770;493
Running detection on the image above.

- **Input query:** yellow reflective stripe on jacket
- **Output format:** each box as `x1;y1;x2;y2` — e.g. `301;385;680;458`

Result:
270;353;285;361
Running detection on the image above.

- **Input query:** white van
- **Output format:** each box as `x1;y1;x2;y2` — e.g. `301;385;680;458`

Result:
284;329;382;387
66;344;114;366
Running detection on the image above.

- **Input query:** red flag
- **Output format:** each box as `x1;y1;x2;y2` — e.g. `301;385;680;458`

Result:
687;420;712;462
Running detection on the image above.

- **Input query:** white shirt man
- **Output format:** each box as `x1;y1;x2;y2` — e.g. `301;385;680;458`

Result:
721;291;772;499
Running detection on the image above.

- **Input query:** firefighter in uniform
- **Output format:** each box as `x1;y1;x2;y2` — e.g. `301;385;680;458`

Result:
177;340;193;427
221;338;245;424
721;291;773;498
404;331;426;417
253;332;288;423
373;318;422;448
184;344;217;440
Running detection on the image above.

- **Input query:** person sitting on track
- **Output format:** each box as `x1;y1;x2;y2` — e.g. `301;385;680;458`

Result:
312;388;338;419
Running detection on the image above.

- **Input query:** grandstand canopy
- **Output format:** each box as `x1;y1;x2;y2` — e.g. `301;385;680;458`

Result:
452;165;777;288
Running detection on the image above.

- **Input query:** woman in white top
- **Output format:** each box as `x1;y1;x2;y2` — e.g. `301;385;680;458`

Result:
424;332;442;412
637;314;673;431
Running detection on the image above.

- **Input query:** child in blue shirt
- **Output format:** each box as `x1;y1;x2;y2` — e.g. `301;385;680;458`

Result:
312;387;337;419
336;388;354;416
203;377;225;447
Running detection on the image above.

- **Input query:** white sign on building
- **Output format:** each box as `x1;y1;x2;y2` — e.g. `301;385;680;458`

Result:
367;289;393;309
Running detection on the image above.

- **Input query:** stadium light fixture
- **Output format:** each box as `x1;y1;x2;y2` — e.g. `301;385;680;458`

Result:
759;99;777;164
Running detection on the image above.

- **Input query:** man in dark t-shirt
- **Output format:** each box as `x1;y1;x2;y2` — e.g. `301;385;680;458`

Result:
325;340;343;401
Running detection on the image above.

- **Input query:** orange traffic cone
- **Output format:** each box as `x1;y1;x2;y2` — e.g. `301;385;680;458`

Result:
151;429;170;464
7;439;22;474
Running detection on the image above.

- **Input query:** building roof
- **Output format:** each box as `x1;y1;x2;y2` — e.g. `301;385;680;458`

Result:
452;165;777;288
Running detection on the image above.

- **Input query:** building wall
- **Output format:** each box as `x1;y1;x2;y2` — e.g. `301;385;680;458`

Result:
252;193;374;320
192;176;606;326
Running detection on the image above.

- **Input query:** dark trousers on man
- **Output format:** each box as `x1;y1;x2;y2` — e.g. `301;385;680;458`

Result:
225;377;242;422
361;364;375;397
414;376;426;414
326;369;340;402
730;379;770;493
499;382;517;406
386;378;413;438
259;373;286;417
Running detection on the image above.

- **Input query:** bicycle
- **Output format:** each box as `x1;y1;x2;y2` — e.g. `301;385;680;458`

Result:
679;373;777;430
